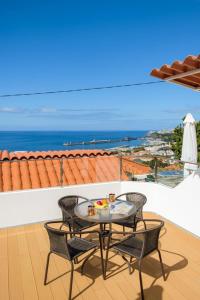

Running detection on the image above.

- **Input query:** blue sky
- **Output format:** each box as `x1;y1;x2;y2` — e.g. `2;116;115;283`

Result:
0;0;200;131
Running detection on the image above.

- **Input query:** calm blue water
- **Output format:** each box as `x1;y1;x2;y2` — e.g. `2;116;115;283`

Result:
0;131;148;152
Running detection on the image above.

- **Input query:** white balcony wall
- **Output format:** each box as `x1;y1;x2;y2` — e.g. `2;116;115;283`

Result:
0;172;200;237
0;181;121;228
121;170;200;237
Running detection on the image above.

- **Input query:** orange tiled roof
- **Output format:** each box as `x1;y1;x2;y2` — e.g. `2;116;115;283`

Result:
0;150;151;192
122;157;151;175
151;54;200;90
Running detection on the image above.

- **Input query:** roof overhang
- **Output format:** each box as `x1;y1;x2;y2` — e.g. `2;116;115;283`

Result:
150;54;200;91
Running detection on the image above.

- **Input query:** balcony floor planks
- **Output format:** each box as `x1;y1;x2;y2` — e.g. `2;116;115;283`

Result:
7;227;24;300
0;228;9;300
0;213;200;300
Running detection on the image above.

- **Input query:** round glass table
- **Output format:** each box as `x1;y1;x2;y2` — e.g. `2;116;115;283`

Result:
74;198;138;224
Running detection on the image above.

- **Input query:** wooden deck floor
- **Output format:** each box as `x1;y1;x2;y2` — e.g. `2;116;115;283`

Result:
0;212;200;300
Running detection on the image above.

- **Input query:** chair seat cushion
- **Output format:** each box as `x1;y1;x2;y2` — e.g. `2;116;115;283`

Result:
113;235;144;259
68;237;97;259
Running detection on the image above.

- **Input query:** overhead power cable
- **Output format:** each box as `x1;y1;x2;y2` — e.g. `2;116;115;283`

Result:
0;80;164;98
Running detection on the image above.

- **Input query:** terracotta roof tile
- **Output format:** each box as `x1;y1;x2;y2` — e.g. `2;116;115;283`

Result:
88;157;102;182
11;161;22;191
151;54;200;90
76;157;93;184
20;161;32;190
62;159;74;185
90;157;104;182
45;159;59;187
28;160;41;189
2;161;12;191
52;159;61;185
0;150;151;192
122;158;150;175
36;160;50;188
0;149;112;161
1;150;9;161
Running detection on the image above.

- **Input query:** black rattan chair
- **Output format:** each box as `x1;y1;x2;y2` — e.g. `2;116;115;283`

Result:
44;221;104;300
58;195;96;234
113;192;147;231
105;219;165;300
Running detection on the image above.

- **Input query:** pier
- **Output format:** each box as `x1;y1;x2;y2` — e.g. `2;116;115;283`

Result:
63;136;138;147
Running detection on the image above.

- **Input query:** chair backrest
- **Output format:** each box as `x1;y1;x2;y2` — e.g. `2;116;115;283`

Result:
58;195;89;222
116;192;147;219
44;221;72;260
141;219;164;257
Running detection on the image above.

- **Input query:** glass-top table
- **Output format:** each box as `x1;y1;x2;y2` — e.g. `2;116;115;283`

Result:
74;198;138;224
74;198;139;279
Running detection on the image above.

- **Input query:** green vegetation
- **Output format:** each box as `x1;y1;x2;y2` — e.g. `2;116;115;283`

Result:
140;158;169;170
171;125;183;159
145;174;155;182
171;121;200;162
148;131;173;142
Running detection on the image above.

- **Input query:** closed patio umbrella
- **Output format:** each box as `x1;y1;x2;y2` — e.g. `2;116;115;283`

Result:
181;113;198;176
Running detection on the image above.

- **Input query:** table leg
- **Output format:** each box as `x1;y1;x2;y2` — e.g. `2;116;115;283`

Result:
99;223;111;279
99;229;105;279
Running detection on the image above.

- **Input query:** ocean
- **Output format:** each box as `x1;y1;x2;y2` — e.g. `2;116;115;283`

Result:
0;131;148;152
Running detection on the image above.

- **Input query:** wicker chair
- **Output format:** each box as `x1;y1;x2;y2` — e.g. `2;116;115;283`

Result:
58;195;96;234
113;192;147;231
44;221;104;300
105;219;165;300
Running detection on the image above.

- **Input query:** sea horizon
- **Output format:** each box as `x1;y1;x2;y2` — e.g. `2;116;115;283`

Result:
0;129;151;132
0;130;149;152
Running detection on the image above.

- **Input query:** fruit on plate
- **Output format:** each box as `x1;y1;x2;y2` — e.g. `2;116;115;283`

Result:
102;198;108;205
94;199;108;209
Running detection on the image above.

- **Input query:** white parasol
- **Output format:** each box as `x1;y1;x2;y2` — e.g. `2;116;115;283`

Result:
181;113;198;176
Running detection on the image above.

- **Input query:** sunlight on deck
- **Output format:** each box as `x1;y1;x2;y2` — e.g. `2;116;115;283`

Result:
0;212;200;300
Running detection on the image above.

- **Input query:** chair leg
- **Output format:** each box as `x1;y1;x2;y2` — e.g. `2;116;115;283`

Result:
123;226;125;236
69;225;73;239
81;248;98;275
68;262;74;300
59;223;64;230
138;260;144;300
104;247;109;278
141;216;147;230
122;255;132;274
44;252;52;285
157;249;165;281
